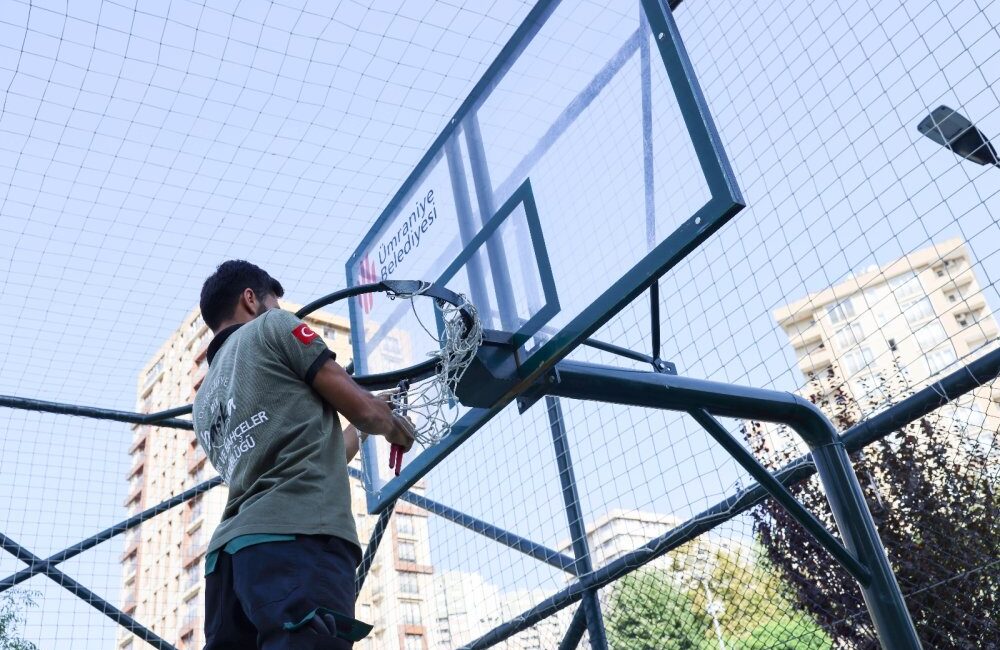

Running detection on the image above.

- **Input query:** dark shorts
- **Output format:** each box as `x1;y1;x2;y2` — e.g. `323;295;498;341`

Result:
204;535;365;650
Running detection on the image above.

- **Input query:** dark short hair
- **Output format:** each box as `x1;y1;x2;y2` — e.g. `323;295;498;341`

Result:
199;260;284;331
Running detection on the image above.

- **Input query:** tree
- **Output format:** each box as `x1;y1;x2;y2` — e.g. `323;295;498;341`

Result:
731;612;832;650
605;533;833;649
606;567;714;650
0;590;38;650
745;364;1000;648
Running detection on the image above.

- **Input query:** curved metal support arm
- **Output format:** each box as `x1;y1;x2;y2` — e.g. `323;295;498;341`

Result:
543;360;922;650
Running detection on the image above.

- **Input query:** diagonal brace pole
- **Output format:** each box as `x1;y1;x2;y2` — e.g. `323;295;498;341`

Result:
686;408;869;582
0;533;177;650
544;359;921;650
558;604;588;650
345;467;578;575
546;397;608;649
0;477;223;593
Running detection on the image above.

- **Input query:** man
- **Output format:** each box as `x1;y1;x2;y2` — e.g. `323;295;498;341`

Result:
192;260;415;649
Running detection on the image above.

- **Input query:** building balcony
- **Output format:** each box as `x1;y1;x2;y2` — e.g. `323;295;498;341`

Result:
129;429;148;454
182;544;205;568
128;453;145;479
187;450;207;475
787;322;822;347
951;293;987;314
123;487;142;508
394;560;434;574
796;348;833;375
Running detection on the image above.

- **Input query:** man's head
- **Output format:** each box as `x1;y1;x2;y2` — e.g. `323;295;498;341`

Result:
200;260;285;332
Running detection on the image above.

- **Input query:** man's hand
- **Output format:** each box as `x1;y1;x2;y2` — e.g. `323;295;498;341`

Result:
384;413;416;451
385;414;415;476
312;360;417;472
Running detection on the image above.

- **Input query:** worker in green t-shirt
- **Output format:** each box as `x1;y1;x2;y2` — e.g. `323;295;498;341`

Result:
193;260;414;649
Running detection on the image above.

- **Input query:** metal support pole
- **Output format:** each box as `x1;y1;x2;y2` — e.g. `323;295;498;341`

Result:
686;409;869;582
445;136;493;313
356;501;395;596
544;360;921;650
558;604;588;650
546;397;608;649
346;467;578;574
0;477;222;593
0;533;177;650
0;394;194;430
462;346;1000;649
464;114;520;329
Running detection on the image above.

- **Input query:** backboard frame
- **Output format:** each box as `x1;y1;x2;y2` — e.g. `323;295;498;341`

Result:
347;0;744;512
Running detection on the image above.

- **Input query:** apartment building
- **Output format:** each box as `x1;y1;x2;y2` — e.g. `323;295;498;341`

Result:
765;237;1000;460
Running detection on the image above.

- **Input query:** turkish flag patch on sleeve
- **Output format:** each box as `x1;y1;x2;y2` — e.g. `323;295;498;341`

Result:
292;323;318;345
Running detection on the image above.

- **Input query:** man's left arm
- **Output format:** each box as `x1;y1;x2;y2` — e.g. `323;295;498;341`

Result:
343;425;365;462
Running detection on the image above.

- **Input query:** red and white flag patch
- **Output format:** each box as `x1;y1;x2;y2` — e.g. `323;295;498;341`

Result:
292;323;318;345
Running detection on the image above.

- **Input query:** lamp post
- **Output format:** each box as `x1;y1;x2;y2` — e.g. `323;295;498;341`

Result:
692;546;727;650
917;105;999;168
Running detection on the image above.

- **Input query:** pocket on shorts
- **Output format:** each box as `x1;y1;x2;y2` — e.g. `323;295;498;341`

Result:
231;541;302;615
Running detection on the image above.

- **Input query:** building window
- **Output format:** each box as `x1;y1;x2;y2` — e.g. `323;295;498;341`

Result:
841;347;875;376
396;514;415;536
189;496;204;523
404;633;424;650
184;561;200;590
398;541;416;562
188;525;205;556
926;345;957;375
381;335;404;365
955;311;980;328
401;601;421;625
400;572;420;595
123;553;138;577
143;358;164;390
826;298;855;325
914;321;947;352
834;322;865;349
182;594;200;630
889;272;922;301
903;297;934;325
180;632;194;649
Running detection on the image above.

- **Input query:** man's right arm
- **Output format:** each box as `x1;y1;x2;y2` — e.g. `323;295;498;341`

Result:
311;359;415;450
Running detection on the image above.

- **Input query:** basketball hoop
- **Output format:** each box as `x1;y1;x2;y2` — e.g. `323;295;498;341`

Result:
296;280;483;446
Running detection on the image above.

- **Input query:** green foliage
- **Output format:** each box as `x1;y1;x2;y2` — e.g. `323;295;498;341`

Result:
0;590;38;650
731;612;832;650
606;542;835;650
746;364;1000;648
606;568;714;650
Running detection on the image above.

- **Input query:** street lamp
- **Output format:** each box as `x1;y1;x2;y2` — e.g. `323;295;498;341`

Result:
692;546;727;650
917;105;999;168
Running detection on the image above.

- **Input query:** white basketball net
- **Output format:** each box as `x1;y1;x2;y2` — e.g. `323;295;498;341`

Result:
384;283;483;447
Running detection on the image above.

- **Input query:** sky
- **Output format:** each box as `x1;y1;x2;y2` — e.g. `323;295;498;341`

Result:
1;0;999;648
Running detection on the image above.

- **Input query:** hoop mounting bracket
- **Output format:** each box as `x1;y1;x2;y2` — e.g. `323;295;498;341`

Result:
453;329;521;409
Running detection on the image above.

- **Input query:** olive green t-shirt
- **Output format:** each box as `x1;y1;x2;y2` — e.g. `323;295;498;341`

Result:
192;308;360;555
